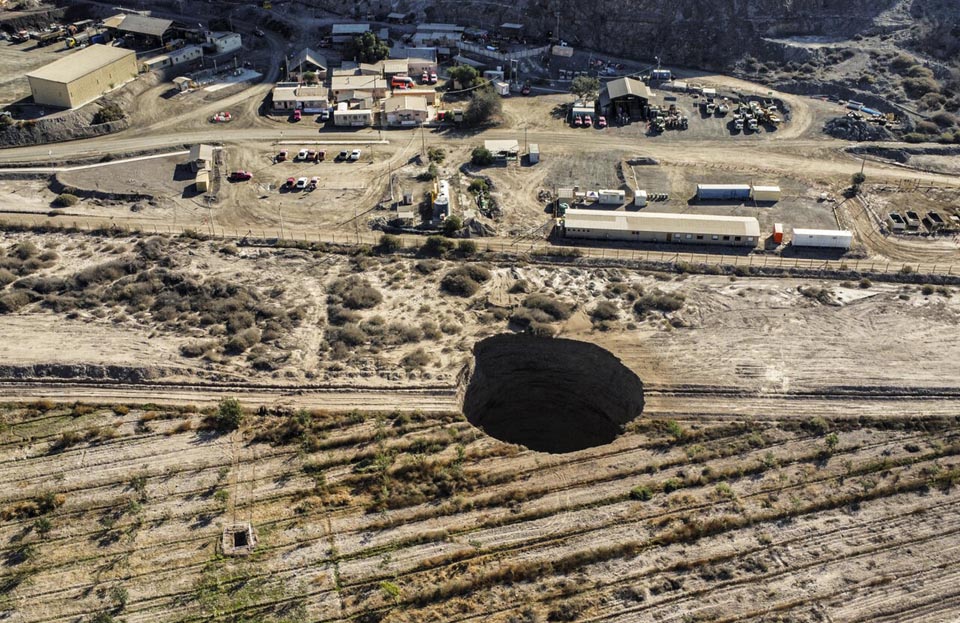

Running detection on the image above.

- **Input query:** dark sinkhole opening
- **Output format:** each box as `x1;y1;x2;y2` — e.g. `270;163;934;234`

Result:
460;334;645;454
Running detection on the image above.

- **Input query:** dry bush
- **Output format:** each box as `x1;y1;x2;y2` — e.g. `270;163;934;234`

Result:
441;265;492;297
328;276;383;309
590;300;620;321
633;290;686;315
402;348;431;369
523;294;574;320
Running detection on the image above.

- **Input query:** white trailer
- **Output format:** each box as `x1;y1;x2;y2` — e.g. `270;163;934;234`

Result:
528;143;540;164
634;189;647;207
598;189;626;205
791;228;852;249
751;185;781;202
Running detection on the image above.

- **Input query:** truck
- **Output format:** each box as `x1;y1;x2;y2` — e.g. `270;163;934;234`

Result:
32;28;66;47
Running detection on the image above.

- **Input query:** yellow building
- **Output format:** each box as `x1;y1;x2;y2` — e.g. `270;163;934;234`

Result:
26;44;138;109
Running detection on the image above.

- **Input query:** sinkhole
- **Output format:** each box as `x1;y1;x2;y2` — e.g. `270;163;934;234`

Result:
460;334;645;454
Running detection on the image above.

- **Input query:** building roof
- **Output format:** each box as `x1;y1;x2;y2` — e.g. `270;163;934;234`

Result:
387;12;407;20
380;59;409;74
564;209;761;237
416;23;464;32
752;185;781;193
330;74;385;92
603;77;653;100
384;95;427;113
500;22;524;30
272;84;328;103
485;139;520;154
290;47;326;72
391;46;438;63
332;23;370;35
26;44;135;84
110;14;172;37
190;144;214;162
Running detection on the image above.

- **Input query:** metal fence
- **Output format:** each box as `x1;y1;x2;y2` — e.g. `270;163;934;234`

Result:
12;215;956;278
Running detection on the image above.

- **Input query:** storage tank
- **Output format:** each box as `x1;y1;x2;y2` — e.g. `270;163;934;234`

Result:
634;189;647;207
751;185;781;202
772;223;783;244
791;228;852;249
696;184;751;201
433;180;450;216
598;189;626;205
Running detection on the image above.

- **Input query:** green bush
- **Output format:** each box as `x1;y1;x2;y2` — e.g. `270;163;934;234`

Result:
468;178;488;194
376;234;402;254
629;485;653;501
214;398;243;432
427;147;445;163
52;193;79;208
457;239;478;256
328;276;382;309
420;236;455;257
464;88;502;126
92;102;125;125
442;215;462;237
471;146;494;166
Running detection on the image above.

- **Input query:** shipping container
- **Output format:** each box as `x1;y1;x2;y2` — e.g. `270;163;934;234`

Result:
791;228;852;249
696;184;751;201
528;143;539;164
634;189;647;207
598;189;625;205
772;223;783;244
887;213;905;231
751;185;781;202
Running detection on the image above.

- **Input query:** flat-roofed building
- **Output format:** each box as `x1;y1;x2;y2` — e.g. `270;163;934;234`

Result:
103;13;173;46
384;95;428;125
26;44;138;109
330;73;387;102
333;102;372;127
562;209;760;247
271;83;329;113
331;23;370;44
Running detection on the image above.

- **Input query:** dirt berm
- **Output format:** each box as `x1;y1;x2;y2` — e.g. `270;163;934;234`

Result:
460;334;644;453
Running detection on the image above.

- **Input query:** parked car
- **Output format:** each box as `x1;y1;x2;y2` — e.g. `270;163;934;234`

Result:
297;149;309;161
314;150;325;162
295;177;308;189
253;28;264;37
276;150;288;162
421;71;429;83
429;72;438;84
319;109;330;122
229;170;252;181
521;84;531;96
597;116;607;128
285;177;296;188
573;115;582;127
349;149;361;161
306;149;316;160
583;115;592;128
211;111;232;123
292;110;302;121
337;150;348;161
308;176;319;190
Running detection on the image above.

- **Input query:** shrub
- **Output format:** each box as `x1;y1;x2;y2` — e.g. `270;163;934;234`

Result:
633;290;685;315
523;294;573;321
377;234;402;254
327;304;361;326
464;88;502;126
471;146;494;166
0;290;32;313
442;215;463;237
427;147;445;163
418;163;439;181
213;398;243;431
922;284;935;296
92;102;125;125
629;485;653;501
468;178;488;194
457;239;478;256
328;276;382;310
52;193;79;208
327;323;367;347
415;259;442;274
590;301;620;321
420;236;455;257
859;278;872;289
916;120;939;134
441;270;480;297
224;327;261;354
401;348;431;368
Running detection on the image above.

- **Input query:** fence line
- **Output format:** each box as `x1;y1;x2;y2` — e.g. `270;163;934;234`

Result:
7;216;958;278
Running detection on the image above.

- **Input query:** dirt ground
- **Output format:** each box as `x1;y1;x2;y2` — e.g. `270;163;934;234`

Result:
0;38;67;107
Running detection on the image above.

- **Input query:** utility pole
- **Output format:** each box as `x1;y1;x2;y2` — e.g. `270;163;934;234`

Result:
420;122;426;157
278;203;284;239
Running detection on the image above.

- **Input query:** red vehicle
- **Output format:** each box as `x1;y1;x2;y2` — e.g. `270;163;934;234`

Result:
573;115;582;127
285;177;296;188
229;170;253;181
597;116;607;128
276;150;288;162
211;111;232;123
421;71;429;83
292;110;302;121
521;84;531;96
314;150;325;162
583;115;593;128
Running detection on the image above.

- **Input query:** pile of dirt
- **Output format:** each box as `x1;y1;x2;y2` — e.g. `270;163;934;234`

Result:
824;116;892;142
0;363;164;382
460;334;644;453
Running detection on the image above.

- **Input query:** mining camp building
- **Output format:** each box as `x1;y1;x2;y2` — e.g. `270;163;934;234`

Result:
598;76;653;120
562;210;760;247
103;14;173;47
25;44;138;109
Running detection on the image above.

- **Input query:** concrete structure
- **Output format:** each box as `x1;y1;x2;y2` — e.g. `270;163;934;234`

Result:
413;23;464;46
634;190;648;207
172;76;195;91
288;48;327;81
791;229;852;249
195;169;209;192
528;144;540;164
271;83;329;113
331;23;370;44
563;210;760;246
598;190;626;205
26;45;137;109
405;56;437;76
384;95;428;126
142;44;202;71
190;143;214;172
696;184;752;201
103;14;172;45
598;77;653;119
205;32;241;55
402;89;438;105
750;185;782;202
330;73;387;102
485;139;520;162
333;102;372;127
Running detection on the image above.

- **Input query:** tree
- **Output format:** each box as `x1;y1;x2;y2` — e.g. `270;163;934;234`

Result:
376;234;402;253
448;64;479;89
571;75;600;101
214;398;243;432
471;146;494;166
346;32;389;64
301;71;318;84
464;88;501;126
442;215;463;237
852;172;866;186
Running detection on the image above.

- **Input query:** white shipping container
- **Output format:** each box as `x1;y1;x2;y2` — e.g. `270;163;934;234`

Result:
634;189;647;207
751;185;781;202
598;189;626;205
791;228;852;249
528;143;540;164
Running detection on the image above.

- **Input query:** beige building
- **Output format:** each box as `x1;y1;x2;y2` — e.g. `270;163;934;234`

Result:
384;95;429;126
26;44;138;109
562;210;760;247
330;72;387;102
333;102;372;127
271;83;329;113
